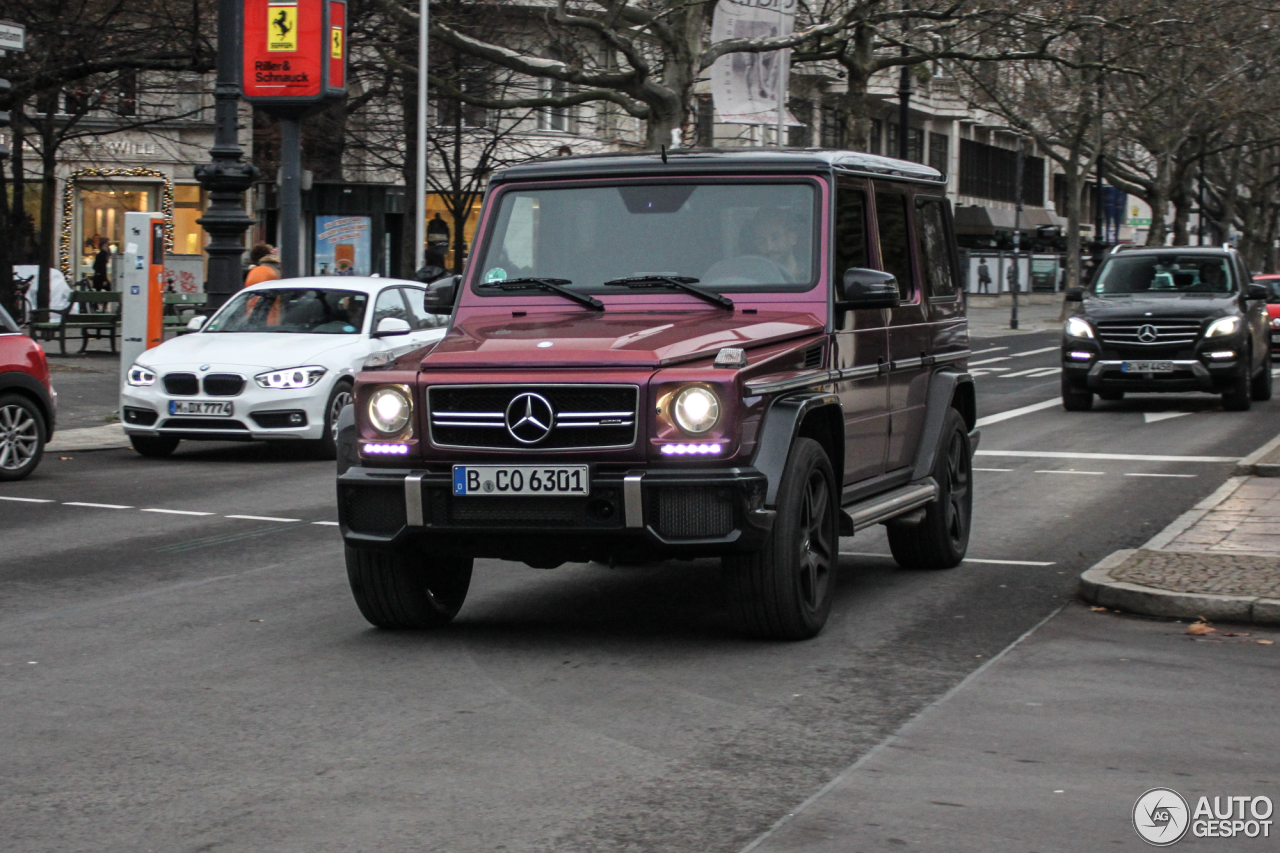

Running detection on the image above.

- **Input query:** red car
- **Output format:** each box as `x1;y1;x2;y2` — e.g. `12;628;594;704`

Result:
1253;274;1280;359
0;302;56;481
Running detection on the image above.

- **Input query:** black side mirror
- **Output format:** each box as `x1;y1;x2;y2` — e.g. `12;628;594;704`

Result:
1246;283;1268;301
423;275;460;314
837;268;900;310
1064;287;1084;303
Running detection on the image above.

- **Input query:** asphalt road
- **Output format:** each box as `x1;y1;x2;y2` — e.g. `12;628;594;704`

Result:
3;330;1279;852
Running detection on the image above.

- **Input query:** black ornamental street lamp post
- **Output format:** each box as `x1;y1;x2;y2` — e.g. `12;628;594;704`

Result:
195;0;258;312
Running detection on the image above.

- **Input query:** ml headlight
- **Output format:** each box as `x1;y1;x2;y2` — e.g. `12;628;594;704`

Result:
367;386;412;436
255;366;327;389
672;385;721;435
1206;316;1241;338
126;364;157;386
1064;317;1094;339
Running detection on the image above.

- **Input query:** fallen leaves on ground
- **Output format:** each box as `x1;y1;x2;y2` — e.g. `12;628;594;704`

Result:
1259;640;1275;645
1090;606;1107;612
1185;621;1216;636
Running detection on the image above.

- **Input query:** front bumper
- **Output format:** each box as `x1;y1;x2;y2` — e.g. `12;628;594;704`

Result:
1063;357;1243;393
338;463;773;562
120;381;332;441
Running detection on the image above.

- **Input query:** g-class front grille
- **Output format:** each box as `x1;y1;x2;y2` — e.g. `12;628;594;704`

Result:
1096;319;1202;346
428;385;638;451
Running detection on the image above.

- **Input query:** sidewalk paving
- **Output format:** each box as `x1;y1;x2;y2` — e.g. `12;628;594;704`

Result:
964;294;1066;338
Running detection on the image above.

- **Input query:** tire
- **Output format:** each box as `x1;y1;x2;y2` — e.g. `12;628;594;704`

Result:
886;408;972;570
1223;348;1253;411
1098;390;1125;402
1061;374;1094;411
312;380;354;460
129;434;180;458
725;438;838;641
1251;354;1272;401
345;544;473;629
0;394;46;482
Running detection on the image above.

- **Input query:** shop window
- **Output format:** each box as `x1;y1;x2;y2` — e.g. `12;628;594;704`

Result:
77;184;157;278
173;184;207;256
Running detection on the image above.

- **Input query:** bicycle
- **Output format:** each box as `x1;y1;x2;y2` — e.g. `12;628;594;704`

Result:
11;273;33;327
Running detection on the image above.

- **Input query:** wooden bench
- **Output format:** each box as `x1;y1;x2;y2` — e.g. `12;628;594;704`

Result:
163;292;209;336
29;292;121;355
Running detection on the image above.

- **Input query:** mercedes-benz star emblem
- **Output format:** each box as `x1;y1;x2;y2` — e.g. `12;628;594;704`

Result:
1137;324;1159;343
505;392;555;444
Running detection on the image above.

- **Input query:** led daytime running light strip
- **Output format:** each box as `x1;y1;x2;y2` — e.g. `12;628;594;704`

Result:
660;443;723;456
363;443;410;455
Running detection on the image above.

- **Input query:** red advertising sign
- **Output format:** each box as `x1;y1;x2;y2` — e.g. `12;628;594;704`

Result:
243;0;346;112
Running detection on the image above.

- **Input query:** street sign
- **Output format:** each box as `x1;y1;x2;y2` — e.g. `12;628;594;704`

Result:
242;0;346;116
0;21;25;53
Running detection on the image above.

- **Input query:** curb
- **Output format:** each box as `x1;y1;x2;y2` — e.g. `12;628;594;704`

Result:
1078;550;1280;624
45;423;131;453
1235;432;1280;477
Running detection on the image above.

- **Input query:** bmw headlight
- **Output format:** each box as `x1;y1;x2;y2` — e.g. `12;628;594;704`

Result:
367;386;412;436
255;366;327;389
1064;317;1094;339
1205;316;1240;338
672;385;721;435
1271;317;1280;329
126;364;157;386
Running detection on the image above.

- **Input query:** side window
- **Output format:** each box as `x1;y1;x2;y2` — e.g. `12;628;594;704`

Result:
915;197;957;298
874;190;916;300
834;187;869;278
371;287;410;329
401;286;449;330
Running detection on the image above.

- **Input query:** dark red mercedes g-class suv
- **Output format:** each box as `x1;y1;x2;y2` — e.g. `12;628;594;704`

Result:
337;150;976;639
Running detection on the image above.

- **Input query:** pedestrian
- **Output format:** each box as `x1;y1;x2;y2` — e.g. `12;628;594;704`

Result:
976;258;992;294
92;244;111;291
244;244;281;287
415;249;449;284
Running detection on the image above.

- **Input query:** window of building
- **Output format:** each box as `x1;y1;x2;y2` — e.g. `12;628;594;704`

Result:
821;99;845;149
539;79;570;132
869;119;882;155
694;94;714;147
117;71;138;117
76;183;158;278
173;184;208;256
787;98;812;148
886;125;924;162
959;138;1045;205
874;190;915;299
928;132;949;175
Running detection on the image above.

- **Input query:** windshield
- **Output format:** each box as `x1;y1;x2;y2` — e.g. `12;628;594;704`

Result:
475;181;819;293
1094;255;1235;295
206;288;368;334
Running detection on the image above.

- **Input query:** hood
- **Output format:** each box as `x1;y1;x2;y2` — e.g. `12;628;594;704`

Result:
134;332;354;371
1082;292;1239;321
424;310;823;369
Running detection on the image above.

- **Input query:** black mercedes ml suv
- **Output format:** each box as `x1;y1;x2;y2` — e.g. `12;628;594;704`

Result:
1061;246;1272;411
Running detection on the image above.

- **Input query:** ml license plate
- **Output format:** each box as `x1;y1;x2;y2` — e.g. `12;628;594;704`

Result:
1121;361;1175;373
169;400;234;416
452;464;589;496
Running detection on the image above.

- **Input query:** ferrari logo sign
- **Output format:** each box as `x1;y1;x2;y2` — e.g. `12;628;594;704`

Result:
268;2;298;51
330;27;343;59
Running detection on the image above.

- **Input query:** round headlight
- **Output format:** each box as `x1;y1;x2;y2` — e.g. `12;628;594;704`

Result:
1064;316;1094;339
367;387;411;436
673;386;721;435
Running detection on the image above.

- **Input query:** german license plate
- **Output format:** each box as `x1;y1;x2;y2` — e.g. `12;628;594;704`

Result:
169;400;234;416
1121;361;1175;373
452;464;589;496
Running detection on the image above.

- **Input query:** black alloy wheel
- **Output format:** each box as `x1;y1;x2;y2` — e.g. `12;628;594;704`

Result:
1251;349;1272;401
887;408;972;570
1061;374;1094;411
345;544;473;629
0;394;46;481
1223;344;1253;411
725;438;838;641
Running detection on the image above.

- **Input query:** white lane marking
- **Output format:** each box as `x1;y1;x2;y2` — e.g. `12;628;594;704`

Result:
1024;367;1063;378
1125;472;1197;479
1002;367;1061;378
1035;469;1106;475
971;347;1010;356
312;521;340;526
225;514;301;523
978;449;1238;463
142;508;216;516
969;356;1012;366
973;398;1060;427
1143;411;1191;423
974;467;1012;472
839;551;1054;566
63;502;133;509
0;495;55;503
1011;346;1060;358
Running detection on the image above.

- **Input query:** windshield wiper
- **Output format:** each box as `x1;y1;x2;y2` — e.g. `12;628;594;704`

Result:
602;275;734;310
477;277;603;311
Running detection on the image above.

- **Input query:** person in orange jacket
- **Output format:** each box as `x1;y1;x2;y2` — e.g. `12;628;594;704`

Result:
244;244;282;287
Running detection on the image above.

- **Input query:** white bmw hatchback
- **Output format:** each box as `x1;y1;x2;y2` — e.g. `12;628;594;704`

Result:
120;277;448;458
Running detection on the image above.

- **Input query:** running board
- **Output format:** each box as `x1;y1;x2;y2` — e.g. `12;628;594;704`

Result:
841;480;938;532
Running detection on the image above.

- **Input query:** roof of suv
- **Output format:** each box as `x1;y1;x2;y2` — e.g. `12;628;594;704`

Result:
492;148;946;186
1109;246;1235;257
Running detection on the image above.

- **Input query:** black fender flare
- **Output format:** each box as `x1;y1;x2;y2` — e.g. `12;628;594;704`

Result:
335;401;358;477
752;392;843;507
0;372;56;439
910;369;975;481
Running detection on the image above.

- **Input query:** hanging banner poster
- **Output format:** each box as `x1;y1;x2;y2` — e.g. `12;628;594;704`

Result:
709;0;799;126
314;215;371;276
